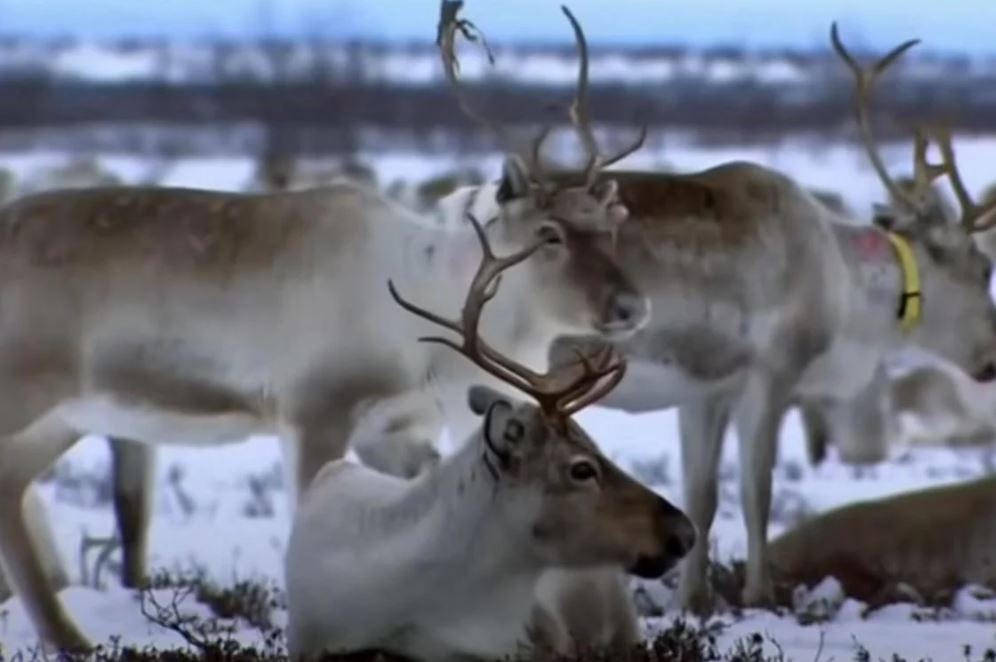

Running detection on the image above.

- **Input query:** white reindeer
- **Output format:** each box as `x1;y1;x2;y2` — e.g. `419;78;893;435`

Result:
0;32;652;651
801;181;996;467
534;25;996;612
285;224;694;661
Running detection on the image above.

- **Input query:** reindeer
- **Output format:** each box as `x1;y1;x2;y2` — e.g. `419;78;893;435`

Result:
0;8;653;650
528;25;996;613
801;179;994;467
284;216;694;662
801;349;996;469
762;473;996;608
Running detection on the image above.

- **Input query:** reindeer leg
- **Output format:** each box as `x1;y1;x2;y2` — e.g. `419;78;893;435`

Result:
734;371;792;608
799;400;831;467
109;437;155;589
0;414;90;652
0;485;70;605
676;394;731;614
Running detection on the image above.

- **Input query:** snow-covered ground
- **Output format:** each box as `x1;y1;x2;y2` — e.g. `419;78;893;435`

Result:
2;414;995;659
1;139;996;659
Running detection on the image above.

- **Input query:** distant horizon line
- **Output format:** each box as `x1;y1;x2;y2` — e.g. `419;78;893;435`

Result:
0;31;988;60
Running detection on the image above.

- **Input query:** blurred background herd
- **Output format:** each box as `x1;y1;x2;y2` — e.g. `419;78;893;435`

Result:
0;0;995;217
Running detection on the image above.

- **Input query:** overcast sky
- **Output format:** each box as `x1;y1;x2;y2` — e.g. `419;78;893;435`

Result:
1;0;994;55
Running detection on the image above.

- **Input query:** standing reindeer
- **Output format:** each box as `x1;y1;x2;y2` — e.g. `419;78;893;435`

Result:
0;8;651;647
535;25;996;613
285;217;694;661
801;179;995;467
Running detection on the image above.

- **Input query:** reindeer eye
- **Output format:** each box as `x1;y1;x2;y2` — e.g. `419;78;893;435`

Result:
537;224;564;246
568;459;599;483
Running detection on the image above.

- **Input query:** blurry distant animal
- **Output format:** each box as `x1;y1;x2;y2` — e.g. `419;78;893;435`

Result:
763;474;996;608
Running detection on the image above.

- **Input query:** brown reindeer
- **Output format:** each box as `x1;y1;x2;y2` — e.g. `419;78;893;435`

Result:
762;474;996;608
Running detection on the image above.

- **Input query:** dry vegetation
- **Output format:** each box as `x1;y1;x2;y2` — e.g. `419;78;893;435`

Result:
3;571;994;662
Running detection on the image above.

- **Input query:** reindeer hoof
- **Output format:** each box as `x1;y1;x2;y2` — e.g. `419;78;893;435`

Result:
40;626;93;656
679;587;717;617
741;581;776;610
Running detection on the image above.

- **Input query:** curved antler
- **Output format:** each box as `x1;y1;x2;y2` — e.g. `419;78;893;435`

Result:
561;6;647;189
832;23;996;234
436;1;505;141
438;2;645;193
388;214;627;421
921;126;996;233
830;23;931;215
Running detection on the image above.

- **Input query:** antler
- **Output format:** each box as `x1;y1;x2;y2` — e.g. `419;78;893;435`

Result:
437;2;644;191
832;24;996;233
919;126;996;233
387;214;627;420
436;1;505;142
561;6;647;189
829;23;933;215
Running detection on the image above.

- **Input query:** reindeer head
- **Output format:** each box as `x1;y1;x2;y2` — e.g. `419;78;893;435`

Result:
464;384;693;577
437;2;650;340
832;24;996;382
388;215;694;578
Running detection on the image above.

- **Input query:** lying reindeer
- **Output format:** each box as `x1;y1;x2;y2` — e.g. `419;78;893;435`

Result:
539;25;996;612
803;350;996;468
0;12;651;650
284;214;694;662
762;474;996;608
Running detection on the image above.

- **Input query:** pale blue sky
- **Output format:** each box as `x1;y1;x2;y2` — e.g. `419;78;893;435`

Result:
1;0;994;55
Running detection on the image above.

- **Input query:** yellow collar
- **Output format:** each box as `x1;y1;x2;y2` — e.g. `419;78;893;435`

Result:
884;232;922;332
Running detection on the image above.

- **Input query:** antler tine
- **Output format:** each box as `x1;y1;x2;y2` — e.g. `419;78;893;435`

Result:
561;5;602;188
388;213;550;396
600;124;649;170
910;128;947;193
436;1;509;146
560;5;644;188
554;345;614;401
925;127;996;233
559;355;627;417
528;124;555;183
389;211;629;421
830;23;923;213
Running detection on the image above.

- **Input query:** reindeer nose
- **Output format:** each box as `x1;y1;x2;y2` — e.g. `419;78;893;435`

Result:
601;291;650;335
664;513;697;560
627;500;696;579
975;361;996;383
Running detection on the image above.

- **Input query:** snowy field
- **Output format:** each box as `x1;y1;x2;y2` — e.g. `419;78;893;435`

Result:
1;137;996;659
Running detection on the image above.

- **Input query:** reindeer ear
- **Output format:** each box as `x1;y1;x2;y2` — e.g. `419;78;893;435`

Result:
591;178;618;206
497;156;531;203
591;178;629;225
468;384;512;416
872;203;898;230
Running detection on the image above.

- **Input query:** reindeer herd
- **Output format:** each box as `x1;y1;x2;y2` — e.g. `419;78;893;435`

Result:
1;3;996;660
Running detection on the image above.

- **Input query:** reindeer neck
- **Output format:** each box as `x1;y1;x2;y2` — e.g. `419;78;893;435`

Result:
379;430;546;606
830;221;915;345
